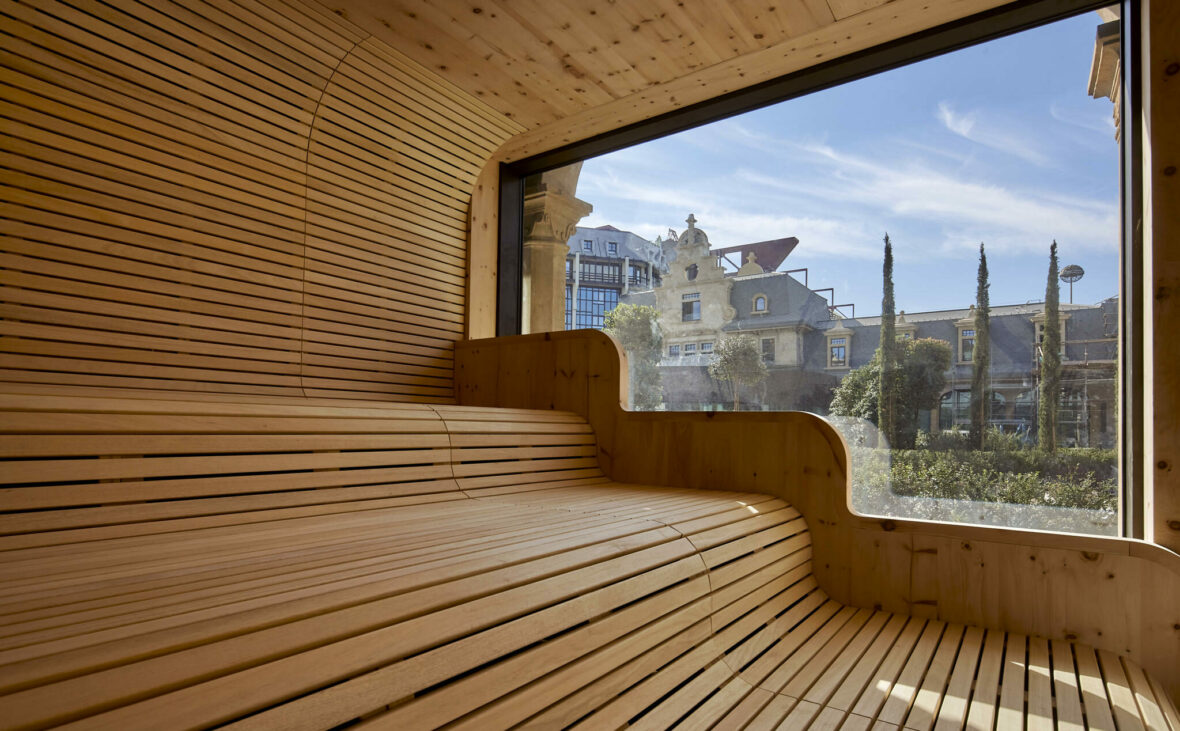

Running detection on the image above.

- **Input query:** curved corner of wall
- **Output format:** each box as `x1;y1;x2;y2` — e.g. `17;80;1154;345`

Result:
0;0;519;402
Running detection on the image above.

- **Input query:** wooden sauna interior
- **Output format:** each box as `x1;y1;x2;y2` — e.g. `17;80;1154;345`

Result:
0;0;1177;728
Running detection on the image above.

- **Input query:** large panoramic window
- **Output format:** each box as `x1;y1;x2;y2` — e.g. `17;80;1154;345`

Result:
512;5;1126;537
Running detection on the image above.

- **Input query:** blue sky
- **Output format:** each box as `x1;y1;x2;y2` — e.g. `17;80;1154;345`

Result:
574;10;1119;317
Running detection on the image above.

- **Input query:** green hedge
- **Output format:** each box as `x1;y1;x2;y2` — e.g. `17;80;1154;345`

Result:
852;446;1117;512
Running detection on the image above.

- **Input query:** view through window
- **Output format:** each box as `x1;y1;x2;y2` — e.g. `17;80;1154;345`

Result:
520;7;1123;536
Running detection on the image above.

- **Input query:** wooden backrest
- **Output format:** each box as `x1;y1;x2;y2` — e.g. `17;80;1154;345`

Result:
0;0;521;401
0;393;602;550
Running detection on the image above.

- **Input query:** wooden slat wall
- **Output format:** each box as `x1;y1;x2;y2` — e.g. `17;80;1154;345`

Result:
0;0;523;401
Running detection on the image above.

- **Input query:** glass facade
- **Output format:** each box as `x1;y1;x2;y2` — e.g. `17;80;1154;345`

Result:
574;286;617;329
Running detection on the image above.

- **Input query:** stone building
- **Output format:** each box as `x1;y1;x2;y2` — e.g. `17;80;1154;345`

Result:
819;300;1118;446
563;225;664;329
612;215;1117;446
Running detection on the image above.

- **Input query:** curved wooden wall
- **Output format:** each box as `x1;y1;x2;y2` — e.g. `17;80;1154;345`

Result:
455;329;1180;704
0;0;521;401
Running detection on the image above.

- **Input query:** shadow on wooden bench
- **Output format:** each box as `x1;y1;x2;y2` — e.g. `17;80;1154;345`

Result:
1;333;1178;729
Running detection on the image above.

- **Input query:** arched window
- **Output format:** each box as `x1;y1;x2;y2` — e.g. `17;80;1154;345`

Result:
753;295;767;313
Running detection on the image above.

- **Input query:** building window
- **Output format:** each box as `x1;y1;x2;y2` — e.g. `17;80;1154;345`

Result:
564;284;572;330
682;293;701;321
628;263;648;288
761;338;775;363
1034;317;1069;361
579;261;621;284
826;329;852;369
574;286;617;329
686;264;698;281
753;295;768;313
700;342;713;354
668;344;680;357
684;343;696;355
940;390;971;429
607;241;618;256
829;337;846;367
582;240;593;253
959;328;975;363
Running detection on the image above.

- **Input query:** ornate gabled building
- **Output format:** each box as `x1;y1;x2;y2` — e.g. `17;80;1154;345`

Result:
615;215;1117;445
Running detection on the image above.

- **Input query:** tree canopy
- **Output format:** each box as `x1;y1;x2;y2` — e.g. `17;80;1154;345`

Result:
708;335;768;410
1038;241;1062;452
969;242;991;449
831;337;952;448
604;304;663;411
878;234;899;447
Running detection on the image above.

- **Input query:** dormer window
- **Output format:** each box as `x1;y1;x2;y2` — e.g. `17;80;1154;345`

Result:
826;323;853;369
582;240;592;253
607;242;618;256
955;309;979;364
829;338;846;367
960;328;976;363
1032;313;1070;360
753;295;768;313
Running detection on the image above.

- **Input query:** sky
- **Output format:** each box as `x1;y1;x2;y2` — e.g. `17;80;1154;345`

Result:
572;10;1119;317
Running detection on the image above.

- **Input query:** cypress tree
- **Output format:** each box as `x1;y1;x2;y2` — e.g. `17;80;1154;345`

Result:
1038;241;1062;452
878;234;898;448
969;243;991;450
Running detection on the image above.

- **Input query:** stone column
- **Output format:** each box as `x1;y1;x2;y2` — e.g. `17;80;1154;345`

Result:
521;163;592;333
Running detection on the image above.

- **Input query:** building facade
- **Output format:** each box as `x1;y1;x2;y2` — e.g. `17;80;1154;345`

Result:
605;215;1116;446
564;225;665;330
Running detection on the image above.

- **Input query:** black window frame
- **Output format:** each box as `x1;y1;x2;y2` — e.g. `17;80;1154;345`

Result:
495;0;1141;537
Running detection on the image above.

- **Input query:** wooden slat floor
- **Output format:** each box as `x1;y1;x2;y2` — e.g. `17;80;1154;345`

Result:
2;484;1176;729
0;393;1176;729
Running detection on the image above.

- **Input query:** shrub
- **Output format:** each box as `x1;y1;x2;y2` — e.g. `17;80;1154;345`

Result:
849;445;1116;513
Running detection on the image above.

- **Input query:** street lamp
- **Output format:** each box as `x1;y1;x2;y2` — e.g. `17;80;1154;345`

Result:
1060;264;1084;304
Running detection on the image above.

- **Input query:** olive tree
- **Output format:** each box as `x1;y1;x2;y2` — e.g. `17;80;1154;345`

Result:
708;335;768;411
604;304;663;410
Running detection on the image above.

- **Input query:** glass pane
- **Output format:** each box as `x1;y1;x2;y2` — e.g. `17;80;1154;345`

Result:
519;7;1121;536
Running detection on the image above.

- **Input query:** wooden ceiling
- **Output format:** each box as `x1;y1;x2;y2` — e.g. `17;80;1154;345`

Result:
320;0;1012;154
320;0;902;127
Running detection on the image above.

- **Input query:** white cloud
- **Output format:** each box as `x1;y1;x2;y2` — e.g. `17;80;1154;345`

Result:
573;124;1117;273
937;102;976;137
936;101;1050;166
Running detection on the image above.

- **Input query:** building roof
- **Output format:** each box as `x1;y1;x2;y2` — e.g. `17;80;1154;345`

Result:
817;301;1105;329
713;237;799;272
567;225;664;268
722;271;829;331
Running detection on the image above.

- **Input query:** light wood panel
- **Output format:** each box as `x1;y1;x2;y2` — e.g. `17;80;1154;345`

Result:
455;328;1180;705
1146;0;1180;551
320;0;1010;131
0;0;521;401
1;388;1171;728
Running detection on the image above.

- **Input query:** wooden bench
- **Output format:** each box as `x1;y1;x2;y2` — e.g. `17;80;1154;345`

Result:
1;390;1177;730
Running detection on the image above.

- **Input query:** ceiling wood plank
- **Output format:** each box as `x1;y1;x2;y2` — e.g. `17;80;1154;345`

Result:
496;0;1013;156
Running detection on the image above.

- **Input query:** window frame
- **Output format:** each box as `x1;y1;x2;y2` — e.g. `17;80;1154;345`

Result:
828;336;848;369
958;327;976;364
496;0;1140;537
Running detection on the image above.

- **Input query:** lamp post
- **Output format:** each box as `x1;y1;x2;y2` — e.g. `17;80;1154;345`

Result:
1060;264;1084;304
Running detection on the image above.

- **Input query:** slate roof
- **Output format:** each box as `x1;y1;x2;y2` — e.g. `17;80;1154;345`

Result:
722;271;830;330
566;225;665;271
